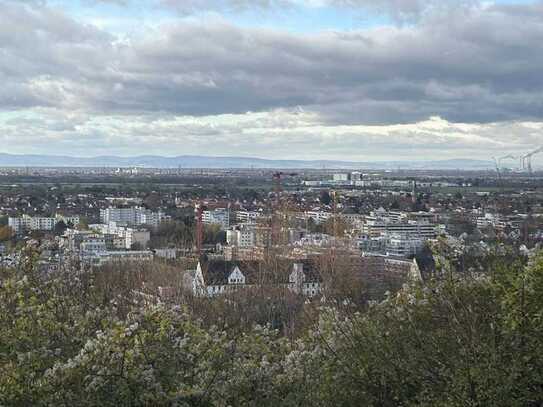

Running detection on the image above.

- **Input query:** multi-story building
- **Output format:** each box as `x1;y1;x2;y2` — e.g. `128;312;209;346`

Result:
82;250;154;267
304;211;332;224
202;208;230;229
226;225;256;247
235;210;260;224
188;259;322;297
8;214;80;234
476;212;525;232
80;238;107;254
362;209;437;239
385;235;425;257
99;207;167;227
333;173;350;182
91;222;150;249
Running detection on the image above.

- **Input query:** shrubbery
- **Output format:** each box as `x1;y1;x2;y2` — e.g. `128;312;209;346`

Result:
1;252;543;406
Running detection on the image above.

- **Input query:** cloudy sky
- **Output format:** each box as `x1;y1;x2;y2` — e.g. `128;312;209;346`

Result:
1;0;543;161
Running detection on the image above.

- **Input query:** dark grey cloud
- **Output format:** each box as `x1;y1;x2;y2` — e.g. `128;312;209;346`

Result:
159;0;294;15
2;1;543;126
157;0;478;20
326;0;479;21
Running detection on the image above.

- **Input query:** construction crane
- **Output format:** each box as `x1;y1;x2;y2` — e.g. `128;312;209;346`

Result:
330;190;341;238
194;202;205;256
271;171;298;246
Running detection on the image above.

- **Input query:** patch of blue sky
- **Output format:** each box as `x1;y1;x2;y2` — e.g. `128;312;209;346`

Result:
41;0;542;35
221;6;391;33
50;1;389;33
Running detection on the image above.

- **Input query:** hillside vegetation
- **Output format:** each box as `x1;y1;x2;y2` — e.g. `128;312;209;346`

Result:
1;252;543;406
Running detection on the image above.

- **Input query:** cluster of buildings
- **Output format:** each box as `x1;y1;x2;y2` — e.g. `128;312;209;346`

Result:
475;212;526;232
353;208;440;257
9;168;543;303
60;227;154;267
303;173;458;189
218;205;442;259
55;207;171;267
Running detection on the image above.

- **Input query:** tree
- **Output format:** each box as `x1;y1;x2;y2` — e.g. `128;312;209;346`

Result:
130;241;143;251
322;216;352;237
2;247;543;406
319;190;331;206
143;193;161;210
0;226;13;242
306;217;318;233
76;217;89;231
54;220;68;236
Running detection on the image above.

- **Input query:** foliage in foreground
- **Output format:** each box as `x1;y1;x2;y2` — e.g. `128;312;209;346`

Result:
1;253;543;406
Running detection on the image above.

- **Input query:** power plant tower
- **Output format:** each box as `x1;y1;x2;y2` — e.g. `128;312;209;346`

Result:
493;148;543;174
520;146;543;173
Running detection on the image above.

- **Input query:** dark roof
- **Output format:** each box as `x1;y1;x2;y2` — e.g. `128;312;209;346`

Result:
198;258;321;285
296;260;322;282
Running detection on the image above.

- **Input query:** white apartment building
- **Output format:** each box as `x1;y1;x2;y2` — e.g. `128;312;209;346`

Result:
8;214;80;234
362;220;437;239
91;222;150;249
355;233;424;257
333;173;350;181
99;207;167;227
226;226;256;247
235;210;260;223
350;171;362;181
154;248;177;259
385;235;425;257
304;211;332;224
362;209;437;239
80;238;107;253
476;213;524;232
202;208;230;229
82;250;154;267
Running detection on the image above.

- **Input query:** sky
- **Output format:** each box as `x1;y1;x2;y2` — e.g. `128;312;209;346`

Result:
1;0;543;162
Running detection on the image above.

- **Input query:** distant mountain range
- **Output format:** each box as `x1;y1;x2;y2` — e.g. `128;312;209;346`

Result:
0;153;494;170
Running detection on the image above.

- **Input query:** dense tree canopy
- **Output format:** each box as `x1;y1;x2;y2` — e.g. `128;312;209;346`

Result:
1;250;543;406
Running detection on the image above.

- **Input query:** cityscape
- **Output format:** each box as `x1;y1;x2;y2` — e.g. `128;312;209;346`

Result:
2;0;543;405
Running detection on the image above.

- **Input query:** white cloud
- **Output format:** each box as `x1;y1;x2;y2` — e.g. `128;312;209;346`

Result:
2;108;542;161
2;0;543;161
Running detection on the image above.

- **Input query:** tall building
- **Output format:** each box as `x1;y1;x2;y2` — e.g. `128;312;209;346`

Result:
8;214;80;234
99;207;166;227
226;226;256;247
202;208;230;229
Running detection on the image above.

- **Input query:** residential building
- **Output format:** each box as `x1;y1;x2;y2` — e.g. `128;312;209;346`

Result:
202;208;230;229
8;214;80;234
362;209;437;239
226;225;256;247
90;222;150;249
235;210;260;223
99;207;167;227
82;250;154;267
188;258;322;297
305;210;332;224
